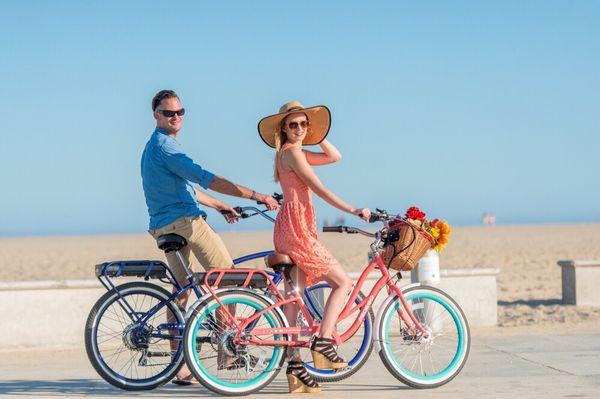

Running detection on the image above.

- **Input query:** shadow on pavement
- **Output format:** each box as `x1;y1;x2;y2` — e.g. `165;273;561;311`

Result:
0;379;410;396
498;299;563;307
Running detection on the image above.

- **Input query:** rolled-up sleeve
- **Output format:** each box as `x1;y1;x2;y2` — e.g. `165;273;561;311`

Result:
159;140;215;189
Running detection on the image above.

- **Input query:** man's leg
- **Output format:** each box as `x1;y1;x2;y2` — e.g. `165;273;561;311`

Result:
186;217;238;368
150;218;196;382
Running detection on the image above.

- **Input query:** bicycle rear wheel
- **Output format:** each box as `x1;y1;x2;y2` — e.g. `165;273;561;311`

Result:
183;289;288;396
85;281;185;390
378;285;470;388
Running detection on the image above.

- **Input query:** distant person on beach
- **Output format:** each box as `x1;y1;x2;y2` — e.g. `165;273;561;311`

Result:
141;89;279;384
482;211;497;226
258;101;370;392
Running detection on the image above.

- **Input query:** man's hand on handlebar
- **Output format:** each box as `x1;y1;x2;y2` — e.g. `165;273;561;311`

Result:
255;193;280;211
217;204;240;224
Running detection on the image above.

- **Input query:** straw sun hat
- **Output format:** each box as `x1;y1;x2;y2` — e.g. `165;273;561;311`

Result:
258;101;331;148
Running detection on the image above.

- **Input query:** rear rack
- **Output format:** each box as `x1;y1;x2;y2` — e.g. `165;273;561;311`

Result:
95;260;180;294
193;270;270;289
95;260;169;279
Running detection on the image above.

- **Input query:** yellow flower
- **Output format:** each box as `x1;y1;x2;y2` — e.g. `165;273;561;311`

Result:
432;220;451;252
433;242;446;252
429;226;441;240
408;219;423;228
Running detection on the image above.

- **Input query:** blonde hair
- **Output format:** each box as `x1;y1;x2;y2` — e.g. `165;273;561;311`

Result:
273;113;311;182
273;119;288;182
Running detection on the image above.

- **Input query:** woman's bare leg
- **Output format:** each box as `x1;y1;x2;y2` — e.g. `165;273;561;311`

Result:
318;263;353;338
282;266;306;361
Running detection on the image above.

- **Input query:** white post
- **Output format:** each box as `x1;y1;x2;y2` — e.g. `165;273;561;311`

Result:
412;249;442;334
411;249;440;284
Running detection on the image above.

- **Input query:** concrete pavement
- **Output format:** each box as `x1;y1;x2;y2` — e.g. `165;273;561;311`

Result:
1;327;599;398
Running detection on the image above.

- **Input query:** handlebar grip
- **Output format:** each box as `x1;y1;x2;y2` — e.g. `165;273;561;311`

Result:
368;214;380;223
322;226;344;233
221;207;243;215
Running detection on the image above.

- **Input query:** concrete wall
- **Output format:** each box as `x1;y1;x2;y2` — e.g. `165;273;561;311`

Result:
349;267;500;328
0;267;499;350
557;260;600;306
0;281;106;350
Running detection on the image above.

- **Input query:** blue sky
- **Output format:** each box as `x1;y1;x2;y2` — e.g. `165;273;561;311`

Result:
0;1;598;236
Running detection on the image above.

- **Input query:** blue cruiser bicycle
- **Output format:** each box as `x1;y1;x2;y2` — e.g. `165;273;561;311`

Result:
84;196;374;390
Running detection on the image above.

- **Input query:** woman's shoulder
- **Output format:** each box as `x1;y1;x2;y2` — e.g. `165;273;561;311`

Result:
280;144;306;163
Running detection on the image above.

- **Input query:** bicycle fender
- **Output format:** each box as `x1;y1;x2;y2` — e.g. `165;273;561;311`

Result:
184;288;232;320
185;288;290;330
372;282;422;353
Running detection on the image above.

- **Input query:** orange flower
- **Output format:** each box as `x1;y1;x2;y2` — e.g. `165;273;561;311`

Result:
433;220;451;252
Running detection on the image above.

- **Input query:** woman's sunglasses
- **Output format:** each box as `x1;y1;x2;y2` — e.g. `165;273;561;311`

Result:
287;120;309;130
157;108;185;117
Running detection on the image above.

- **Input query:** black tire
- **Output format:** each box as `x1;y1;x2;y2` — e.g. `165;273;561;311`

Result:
85;281;185;390
377;285;470;388
183;289;289;396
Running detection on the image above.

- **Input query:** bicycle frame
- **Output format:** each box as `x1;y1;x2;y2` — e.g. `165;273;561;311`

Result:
95;250;282;341
206;252;428;348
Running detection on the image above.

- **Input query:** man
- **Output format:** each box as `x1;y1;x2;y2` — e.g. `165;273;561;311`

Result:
141;89;278;384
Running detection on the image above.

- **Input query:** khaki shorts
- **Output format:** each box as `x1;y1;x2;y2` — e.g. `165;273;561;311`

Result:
149;216;233;285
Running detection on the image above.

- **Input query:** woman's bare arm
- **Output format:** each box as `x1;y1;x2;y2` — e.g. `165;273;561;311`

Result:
282;147;370;221
303;139;342;166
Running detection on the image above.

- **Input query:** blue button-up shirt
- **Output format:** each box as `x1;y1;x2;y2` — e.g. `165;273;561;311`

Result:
141;128;216;230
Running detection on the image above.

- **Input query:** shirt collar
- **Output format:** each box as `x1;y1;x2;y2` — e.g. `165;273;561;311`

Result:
154;127;170;136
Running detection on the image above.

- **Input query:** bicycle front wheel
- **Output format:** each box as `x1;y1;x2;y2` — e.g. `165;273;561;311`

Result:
183;289;288;396
85;281;185;390
302;283;374;382
378;285;470;388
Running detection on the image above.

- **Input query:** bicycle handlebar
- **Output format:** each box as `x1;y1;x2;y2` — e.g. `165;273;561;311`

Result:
321;207;400;239
256;192;284;206
219;193;282;223
322;225;376;237
322;226;345;233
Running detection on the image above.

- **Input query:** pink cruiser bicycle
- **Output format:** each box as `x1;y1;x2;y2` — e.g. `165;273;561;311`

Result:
182;209;470;395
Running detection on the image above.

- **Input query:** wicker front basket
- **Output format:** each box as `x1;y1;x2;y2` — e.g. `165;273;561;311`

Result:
382;221;434;271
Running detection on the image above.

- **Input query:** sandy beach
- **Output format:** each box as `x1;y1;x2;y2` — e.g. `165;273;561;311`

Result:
1;223;600;328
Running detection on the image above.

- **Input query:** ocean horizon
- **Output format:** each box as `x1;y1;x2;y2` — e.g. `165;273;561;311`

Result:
1;218;599;239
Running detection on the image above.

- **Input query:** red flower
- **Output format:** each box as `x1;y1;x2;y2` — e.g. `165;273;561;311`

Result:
405;206;426;221
430;218;439;227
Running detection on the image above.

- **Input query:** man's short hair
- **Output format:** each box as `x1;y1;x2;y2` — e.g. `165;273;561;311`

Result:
152;90;179;111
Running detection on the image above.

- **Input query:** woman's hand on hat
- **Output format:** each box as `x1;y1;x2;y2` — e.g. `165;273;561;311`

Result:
352;207;371;222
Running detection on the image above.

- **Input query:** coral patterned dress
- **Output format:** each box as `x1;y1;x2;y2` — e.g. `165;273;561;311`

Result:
273;143;340;286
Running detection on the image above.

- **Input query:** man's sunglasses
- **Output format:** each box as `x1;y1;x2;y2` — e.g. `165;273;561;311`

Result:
157;108;185;117
287;120;309;130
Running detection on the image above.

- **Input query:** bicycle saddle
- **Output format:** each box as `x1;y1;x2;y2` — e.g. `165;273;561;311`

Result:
265;253;295;269
156;233;187;253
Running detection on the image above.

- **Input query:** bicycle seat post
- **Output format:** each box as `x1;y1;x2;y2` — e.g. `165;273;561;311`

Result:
174;249;192;279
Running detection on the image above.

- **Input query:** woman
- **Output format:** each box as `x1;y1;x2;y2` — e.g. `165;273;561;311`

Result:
258;102;370;393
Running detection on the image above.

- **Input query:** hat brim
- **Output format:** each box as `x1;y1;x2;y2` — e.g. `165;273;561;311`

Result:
257;105;331;148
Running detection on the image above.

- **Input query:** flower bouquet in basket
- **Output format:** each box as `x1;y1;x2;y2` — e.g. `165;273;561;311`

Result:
382;206;452;271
